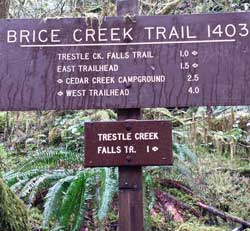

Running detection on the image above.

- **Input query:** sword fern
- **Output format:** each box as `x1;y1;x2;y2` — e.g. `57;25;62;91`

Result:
97;168;118;222
3;148;118;230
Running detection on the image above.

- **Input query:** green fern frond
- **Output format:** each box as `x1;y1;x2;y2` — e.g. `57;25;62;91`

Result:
174;161;192;178
97;168;117;222
19;148;83;172
59;171;87;229
19;176;40;198
10;178;31;193
43;175;75;228
144;172;156;210
51;225;65;231
143;171;155;230
173;143;197;164
71;172;93;231
28;170;70;207
4;169;46;186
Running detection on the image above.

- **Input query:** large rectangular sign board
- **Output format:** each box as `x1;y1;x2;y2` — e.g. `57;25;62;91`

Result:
84;120;173;167
1;12;250;111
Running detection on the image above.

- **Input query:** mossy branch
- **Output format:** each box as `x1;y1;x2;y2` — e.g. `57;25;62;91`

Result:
0;178;31;231
197;202;250;228
156;0;181;15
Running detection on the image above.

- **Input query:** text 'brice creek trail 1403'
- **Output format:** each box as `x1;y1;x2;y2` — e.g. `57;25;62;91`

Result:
1;12;250;111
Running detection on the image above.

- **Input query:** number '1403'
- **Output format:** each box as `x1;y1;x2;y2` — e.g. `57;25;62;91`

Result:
207;23;249;38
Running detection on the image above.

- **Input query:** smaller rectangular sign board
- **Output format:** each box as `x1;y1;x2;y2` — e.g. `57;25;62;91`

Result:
84;120;173;167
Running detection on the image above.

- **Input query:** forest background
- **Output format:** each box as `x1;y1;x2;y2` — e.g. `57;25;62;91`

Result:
0;0;250;231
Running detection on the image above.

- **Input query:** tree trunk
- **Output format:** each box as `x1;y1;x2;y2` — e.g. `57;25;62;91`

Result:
0;0;9;18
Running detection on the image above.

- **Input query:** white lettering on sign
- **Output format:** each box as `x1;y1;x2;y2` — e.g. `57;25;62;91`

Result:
57;53;90;61
118;75;165;84
65;90;86;97
98;133;132;141
57;65;76;73
92;53;103;60
92;76;115;84
8;22;250;46
7;29;61;43
7;30;17;43
97;132;159;141
207;23;249;38
72;27;133;42
95;131;161;155
97;146;122;154
96;145;137;154
132;51;154;59
134;132;159;140
144;26;197;40
65;77;89;85
107;52;130;60
89;89;129;97
124;145;136;154
78;64;118;72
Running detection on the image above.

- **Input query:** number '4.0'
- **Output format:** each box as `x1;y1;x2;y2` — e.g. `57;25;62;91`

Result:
188;86;200;94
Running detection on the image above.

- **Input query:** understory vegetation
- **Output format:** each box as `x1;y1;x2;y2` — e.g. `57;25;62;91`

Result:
0;0;250;231
0;106;249;230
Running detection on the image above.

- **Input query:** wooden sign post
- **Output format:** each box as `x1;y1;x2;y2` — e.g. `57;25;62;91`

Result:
117;1;143;230
117;110;144;231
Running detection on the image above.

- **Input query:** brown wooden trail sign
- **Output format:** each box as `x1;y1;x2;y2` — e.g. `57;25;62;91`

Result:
84;120;173;167
0;2;248;230
1;12;250;111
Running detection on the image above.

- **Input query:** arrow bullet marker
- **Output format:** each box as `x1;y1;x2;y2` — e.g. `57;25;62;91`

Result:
57;79;63;84
192;51;198;56
192;63;199;68
57;91;63;96
152;146;159;152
